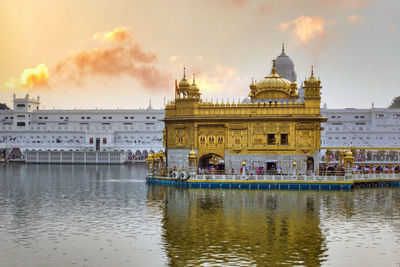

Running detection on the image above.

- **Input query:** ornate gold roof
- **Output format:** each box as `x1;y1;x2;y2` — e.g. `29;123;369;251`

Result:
178;67;191;88
190;73;200;92
306;66;318;82
189;148;197;159
250;59;298;100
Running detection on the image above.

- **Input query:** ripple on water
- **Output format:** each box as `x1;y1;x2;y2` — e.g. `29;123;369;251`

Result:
1;165;400;266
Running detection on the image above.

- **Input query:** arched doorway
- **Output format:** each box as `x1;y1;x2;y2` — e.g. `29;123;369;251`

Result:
307;157;314;172
135;150;142;160
198;153;225;174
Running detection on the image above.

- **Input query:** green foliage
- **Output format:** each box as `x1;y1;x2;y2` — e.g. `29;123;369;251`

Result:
0;103;10;110
388;96;400;109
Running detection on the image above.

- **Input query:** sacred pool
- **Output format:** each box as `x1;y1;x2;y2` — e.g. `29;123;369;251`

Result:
0;164;399;266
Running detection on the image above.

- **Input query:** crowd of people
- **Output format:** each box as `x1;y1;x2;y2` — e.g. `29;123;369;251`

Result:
198;163;400;176
352;164;400;174
198;164;225;174
319;163;400;175
0;149;24;161
197;165;284;175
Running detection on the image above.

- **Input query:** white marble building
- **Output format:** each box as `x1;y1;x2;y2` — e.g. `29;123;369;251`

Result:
321;104;400;148
0;94;164;156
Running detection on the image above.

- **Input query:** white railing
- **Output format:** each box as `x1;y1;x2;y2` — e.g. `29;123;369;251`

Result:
150;167;400;182
25;150;127;164
189;173;400;182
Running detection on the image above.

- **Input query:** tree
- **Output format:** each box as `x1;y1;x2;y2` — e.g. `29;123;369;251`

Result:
0;103;10;110
388;96;400;109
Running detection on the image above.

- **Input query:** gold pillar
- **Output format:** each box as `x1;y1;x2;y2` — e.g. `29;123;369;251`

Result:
146;152;154;171
188;148;197;168
344;150;354;169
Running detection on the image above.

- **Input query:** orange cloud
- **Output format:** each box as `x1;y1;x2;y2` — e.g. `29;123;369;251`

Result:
193;64;238;96
93;26;132;43
3;27;170;92
348;14;363;23
54;27;170;90
20;63;49;89
280;15;326;44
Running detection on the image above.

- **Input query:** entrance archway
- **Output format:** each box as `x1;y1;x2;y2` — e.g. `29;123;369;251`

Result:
198;153;225;173
265;161;277;174
307;157;314;172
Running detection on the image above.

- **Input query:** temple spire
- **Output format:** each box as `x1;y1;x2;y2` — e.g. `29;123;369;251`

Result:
282;42;285;52
183;67;186;79
192;73;196;85
310;65;316;79
271;59;277;74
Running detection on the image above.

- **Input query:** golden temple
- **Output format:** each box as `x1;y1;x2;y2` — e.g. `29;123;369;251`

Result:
163;48;327;173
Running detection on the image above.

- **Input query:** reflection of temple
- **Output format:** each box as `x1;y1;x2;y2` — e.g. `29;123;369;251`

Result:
147;185;327;266
163;47;326;173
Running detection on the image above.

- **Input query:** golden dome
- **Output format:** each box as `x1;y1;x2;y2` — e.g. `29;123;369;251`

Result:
146;152;154;162
306;66;318;82
250;59;295;100
188;148;197;159
190;73;200;92
345;150;353;157
255;74;291;90
179;77;191;88
178;67;191;88
256;59;291;90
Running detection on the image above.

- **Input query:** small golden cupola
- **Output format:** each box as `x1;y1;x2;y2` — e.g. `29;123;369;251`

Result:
176;67;191;99
303;66;321;100
190;73;201;99
249;59;297;101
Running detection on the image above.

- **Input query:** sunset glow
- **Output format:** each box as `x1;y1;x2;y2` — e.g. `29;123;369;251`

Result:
0;0;398;109
20;63;49;89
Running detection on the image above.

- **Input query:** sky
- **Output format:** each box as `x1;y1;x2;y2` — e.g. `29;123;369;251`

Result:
0;0;399;110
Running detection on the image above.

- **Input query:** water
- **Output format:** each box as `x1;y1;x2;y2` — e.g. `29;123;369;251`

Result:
0;164;399;266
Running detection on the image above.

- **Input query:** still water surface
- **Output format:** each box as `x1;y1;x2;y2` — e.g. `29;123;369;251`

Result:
0;164;399;266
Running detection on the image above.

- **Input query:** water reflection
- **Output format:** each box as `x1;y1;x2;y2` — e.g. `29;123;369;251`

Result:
0;163;166;266
1;164;400;266
147;186;328;266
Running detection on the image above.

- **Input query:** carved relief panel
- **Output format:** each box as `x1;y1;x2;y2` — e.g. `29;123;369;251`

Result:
251;123;265;147
197;125;225;149
175;125;186;147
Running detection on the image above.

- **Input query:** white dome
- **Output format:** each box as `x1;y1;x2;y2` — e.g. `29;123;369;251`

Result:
275;46;297;82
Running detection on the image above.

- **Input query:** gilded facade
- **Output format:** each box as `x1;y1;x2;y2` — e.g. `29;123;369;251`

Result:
163;49;326;173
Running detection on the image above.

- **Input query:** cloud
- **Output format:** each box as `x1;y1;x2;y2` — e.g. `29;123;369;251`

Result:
2;27;171;92
169;56;179;63
193;64;239;96
348;14;363;23
3;63;50;91
280;15;326;44
52;27;171;90
21;63;50;89
93;26;132;43
169;55;242;98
